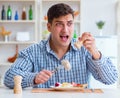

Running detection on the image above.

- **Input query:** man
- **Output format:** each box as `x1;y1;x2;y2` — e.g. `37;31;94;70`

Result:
4;3;118;88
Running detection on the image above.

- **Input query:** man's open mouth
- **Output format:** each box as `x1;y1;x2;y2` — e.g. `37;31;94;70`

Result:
60;35;69;41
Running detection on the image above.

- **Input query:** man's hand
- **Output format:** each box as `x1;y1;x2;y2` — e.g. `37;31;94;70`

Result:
34;69;53;84
78;32;101;60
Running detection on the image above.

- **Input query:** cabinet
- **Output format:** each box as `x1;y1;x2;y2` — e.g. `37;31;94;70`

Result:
89;36;118;88
0;0;37;65
39;0;81;40
0;0;37;85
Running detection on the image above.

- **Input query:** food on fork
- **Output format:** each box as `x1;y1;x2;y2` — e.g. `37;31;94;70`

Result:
74;40;83;49
74;33;90;49
61;60;71;71
52;59;71;73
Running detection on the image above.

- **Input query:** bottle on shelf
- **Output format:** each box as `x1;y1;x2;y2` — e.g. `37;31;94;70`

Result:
14;11;19;20
29;5;33;20
21;7;26;20
73;30;78;39
7;5;12;20
1;5;6;20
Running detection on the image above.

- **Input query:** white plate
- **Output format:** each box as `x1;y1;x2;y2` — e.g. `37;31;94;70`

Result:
50;84;87;91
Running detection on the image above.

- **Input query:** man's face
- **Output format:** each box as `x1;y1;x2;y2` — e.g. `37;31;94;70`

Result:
47;14;74;47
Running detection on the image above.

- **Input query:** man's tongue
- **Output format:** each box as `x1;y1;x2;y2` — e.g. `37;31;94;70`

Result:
61;36;68;42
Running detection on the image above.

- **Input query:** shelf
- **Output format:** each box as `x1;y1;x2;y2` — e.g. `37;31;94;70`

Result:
0;63;13;66
0;41;37;45
0;0;35;2
0;20;36;23
42;0;80;1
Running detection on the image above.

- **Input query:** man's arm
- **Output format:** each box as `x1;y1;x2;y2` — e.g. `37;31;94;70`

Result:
87;52;118;84
4;50;37;89
80;32;118;84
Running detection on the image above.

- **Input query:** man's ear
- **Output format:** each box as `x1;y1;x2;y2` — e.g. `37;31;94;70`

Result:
47;23;51;32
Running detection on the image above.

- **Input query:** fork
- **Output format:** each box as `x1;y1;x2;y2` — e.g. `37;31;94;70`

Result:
52;65;64;73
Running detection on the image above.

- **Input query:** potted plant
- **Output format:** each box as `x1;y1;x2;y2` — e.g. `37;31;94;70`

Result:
96;20;105;36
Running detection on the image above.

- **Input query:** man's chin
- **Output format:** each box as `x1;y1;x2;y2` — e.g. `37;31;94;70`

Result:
61;42;71;47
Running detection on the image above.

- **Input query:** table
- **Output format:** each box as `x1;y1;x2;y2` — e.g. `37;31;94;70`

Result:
0;86;120;98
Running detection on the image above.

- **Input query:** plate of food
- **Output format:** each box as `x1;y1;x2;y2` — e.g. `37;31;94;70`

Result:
50;82;88;91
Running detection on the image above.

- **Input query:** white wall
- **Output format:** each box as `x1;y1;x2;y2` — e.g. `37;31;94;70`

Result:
81;0;118;36
81;0;120;88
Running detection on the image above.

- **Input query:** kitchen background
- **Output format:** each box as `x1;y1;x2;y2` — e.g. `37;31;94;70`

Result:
0;0;120;88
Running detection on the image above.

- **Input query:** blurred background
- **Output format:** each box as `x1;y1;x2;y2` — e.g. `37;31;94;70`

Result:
0;0;120;88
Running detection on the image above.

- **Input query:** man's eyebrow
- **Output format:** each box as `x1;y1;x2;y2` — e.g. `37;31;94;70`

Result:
54;20;62;23
55;20;73;23
68;20;73;22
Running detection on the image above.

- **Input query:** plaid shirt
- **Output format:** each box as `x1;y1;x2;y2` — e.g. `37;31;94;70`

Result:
4;38;118;88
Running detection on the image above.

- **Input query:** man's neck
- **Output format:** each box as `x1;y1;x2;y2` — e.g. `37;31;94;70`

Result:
49;39;70;59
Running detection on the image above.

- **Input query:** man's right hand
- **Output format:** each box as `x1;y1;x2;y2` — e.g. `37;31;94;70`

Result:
34;69;53;84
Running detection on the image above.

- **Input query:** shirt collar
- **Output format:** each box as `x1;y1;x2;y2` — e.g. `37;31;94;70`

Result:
46;35;51;53
70;39;78;51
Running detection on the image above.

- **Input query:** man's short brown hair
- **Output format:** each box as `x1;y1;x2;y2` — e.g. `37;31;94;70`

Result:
47;3;74;24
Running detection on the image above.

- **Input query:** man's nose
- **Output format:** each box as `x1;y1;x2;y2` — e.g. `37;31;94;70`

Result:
62;24;68;32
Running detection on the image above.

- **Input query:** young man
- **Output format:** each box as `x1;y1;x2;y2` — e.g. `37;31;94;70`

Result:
4;3;118;88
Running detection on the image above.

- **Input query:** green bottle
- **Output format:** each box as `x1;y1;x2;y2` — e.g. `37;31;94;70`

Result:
7;5;12;20
29;5;33;20
73;30;77;39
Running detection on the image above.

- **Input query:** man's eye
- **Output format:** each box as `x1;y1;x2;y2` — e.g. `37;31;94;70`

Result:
56;23;62;26
67;22;73;26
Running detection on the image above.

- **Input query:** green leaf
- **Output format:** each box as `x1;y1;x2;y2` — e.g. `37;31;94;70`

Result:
96;21;105;29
